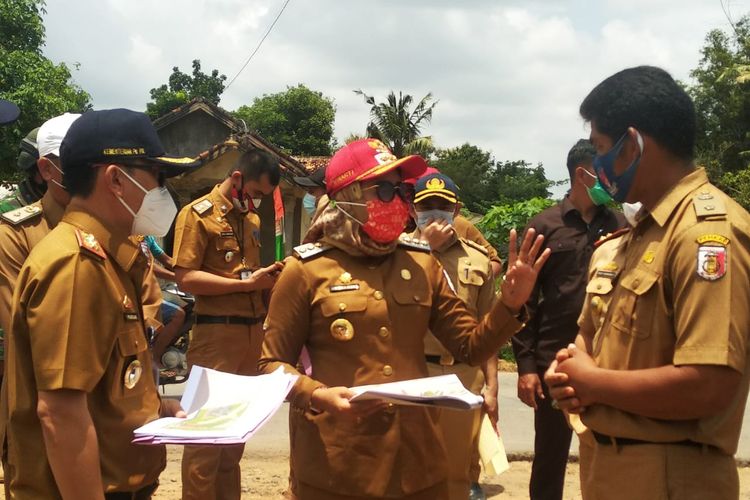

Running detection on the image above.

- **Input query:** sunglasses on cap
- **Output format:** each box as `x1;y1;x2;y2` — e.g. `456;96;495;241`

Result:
363;181;415;203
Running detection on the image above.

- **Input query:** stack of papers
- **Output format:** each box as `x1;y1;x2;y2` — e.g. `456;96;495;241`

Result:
133;366;297;445
349;374;483;410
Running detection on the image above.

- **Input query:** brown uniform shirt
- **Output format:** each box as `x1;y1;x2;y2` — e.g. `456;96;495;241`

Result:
577;169;750;455
0;191;65;335
4;208;165;497
172;185;265;318
512;197;625;374
258;237;524;497
415;233;496;363
453;215;502;267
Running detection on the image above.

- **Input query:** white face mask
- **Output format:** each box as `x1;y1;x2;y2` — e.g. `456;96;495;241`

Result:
115;168;177;237
416;209;454;229
621;202;643;227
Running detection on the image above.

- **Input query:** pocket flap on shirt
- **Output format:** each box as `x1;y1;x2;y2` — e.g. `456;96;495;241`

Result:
619;268;659;296
319;295;368;317
117;328;147;357
586;276;613;295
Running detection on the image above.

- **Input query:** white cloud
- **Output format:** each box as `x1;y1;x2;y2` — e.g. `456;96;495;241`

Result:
38;0;750;197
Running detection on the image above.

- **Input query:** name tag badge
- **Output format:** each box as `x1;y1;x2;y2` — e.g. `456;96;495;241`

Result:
240;269;252;281
124;312;139;321
220;231;235;238
330;284;360;292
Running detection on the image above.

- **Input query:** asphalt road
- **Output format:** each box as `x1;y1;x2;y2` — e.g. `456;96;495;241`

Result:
161;372;750;460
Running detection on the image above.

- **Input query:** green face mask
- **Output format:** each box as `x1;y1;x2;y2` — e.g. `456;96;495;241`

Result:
583;170;612;205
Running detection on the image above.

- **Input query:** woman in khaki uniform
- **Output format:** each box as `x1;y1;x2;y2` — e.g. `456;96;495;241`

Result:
259;139;550;500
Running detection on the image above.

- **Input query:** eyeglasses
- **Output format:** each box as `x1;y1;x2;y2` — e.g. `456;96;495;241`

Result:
364;181;415;203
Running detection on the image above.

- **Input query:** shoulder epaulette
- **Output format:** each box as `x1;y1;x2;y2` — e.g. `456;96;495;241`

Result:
75;229;107;260
294;242;332;260
459;237;489;256
0;204;42;226
594;227;630;248
192;199;213;215
693;190;727;219
397;233;431;252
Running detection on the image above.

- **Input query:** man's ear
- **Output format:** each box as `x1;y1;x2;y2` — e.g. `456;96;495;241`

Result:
104;164;125;197
36;157;54;182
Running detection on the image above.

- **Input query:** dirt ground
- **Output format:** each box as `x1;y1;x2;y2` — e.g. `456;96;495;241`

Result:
149;446;750;499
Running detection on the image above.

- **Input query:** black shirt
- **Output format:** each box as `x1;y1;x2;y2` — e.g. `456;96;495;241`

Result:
511;196;626;374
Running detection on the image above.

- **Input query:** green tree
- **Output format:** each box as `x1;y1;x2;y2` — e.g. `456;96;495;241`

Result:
487;160;555;207
146;59;227;119
0;0;91;180
433;143;557;213
354;89;437;157
433;143;494;213
688;15;750;209
476;197;556;260
234;84;336;156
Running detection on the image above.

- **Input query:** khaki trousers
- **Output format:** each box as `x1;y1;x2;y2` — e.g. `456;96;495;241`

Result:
181;322;264;500
427;362;485;500
580;439;738;500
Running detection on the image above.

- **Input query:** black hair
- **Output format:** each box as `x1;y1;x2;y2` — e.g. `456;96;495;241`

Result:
229;149;281;186
64;164;98;198
566;139;596;180
580;66;696;160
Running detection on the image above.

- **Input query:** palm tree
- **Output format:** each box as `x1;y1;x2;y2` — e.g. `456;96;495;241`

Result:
353;90;438;157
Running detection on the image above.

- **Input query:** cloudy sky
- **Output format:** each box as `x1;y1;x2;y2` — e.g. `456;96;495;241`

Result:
42;0;747;195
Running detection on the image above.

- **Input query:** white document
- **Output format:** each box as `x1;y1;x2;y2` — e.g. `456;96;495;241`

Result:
349;374;483;410
478;414;510;476
133;366;297;445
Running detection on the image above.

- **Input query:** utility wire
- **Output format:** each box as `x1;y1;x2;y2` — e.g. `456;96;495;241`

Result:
225;0;292;90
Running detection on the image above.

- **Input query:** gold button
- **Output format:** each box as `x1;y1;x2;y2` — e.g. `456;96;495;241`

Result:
400;269;412;280
591;296;601;308
339;303;347;312
378;327;389;338
705;205;715;211
382;365;393;376
596;284;602;290
633;279;640;287
384;403;396;414
374;291;384;300
413;295;421;302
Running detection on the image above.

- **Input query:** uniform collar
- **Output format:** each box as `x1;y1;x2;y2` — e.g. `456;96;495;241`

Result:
61;207;142;271
647;168;709;227
40;190;65;229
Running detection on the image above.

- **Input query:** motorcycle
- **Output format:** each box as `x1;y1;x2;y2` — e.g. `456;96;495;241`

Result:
155;284;195;386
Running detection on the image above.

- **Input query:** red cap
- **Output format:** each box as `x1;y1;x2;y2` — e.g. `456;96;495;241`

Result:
326;138;428;194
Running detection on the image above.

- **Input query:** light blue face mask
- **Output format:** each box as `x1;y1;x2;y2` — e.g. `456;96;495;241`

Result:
302;193;317;215
416;209;454;229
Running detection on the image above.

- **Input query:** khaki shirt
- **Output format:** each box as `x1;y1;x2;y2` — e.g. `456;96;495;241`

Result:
4;208;165;497
0;191;64;334
172;185;264;317
453;215;502;266
577;168;750;455
412;232;496;363
0;193;163;337
259;239;523;496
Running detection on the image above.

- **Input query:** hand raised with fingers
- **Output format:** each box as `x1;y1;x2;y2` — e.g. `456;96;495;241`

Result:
500;228;551;312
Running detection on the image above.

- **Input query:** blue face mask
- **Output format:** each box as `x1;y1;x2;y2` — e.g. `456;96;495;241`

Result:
302;193;317;215
416;209;454;229
592;131;644;203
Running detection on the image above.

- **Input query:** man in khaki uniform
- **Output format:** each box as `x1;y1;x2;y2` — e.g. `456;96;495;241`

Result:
3;109;195;498
0;114;164;379
173;149;282;500
545;66;750;500
259;138;551;499
409;172;497;500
